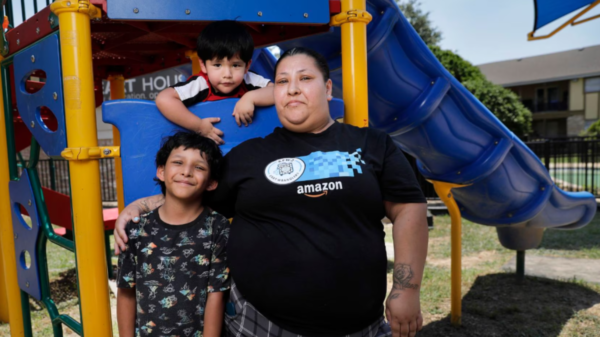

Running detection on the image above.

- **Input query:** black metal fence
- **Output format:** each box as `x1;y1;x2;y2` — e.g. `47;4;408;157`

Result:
525;136;600;197
17;158;118;202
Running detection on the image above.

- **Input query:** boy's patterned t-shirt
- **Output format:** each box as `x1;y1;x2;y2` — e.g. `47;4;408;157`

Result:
117;208;230;337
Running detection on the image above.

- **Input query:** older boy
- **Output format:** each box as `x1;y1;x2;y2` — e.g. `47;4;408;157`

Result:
117;132;230;337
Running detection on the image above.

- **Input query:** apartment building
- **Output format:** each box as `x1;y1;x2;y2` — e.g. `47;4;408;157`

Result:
478;45;600;138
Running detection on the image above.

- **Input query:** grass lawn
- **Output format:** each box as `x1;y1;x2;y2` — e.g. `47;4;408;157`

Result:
1;215;599;336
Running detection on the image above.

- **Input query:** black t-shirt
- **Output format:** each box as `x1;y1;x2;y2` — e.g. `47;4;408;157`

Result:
117;208;230;337
209;122;425;336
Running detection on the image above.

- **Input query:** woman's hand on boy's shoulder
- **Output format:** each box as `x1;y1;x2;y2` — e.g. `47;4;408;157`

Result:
114;203;143;255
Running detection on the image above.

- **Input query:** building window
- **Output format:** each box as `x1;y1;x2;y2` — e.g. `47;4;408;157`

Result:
533;87;566;112
585;77;600;93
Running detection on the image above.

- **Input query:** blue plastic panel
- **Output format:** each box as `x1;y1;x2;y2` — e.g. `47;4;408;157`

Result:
275;0;596;247
107;0;331;24
9;170;42;301
533;0;595;30
14;33;66;157
102;97;344;206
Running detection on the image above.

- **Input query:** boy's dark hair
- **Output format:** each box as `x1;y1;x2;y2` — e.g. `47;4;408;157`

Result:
154;131;223;195
275;47;330;81
197;20;254;64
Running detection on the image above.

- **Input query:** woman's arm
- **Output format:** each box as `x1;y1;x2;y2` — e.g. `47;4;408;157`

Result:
203;291;225;337
117;288;137;337
384;201;428;337
114;194;164;254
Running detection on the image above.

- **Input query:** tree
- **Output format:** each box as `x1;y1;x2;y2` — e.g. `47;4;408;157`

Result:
583;119;600;136
396;0;442;46
429;45;533;137
462;80;533;137
428;45;485;83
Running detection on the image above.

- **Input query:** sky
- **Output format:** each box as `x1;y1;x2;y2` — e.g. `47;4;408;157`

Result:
417;0;600;65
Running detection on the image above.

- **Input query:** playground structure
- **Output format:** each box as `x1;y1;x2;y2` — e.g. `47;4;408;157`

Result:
0;0;597;336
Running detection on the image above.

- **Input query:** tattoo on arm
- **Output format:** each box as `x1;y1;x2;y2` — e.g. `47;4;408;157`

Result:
389;263;419;299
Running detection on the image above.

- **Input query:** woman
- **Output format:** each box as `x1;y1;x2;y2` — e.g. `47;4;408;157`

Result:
114;47;428;337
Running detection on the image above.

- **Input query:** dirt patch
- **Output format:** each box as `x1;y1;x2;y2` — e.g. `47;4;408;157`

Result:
31;268;79;310
427;251;499;269
428;237;447;246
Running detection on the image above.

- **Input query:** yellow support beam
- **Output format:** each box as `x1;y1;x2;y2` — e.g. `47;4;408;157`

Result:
50;1;113;336
0;55;25;335
0;246;7;323
108;74;126;211
186;50;201;75
332;0;372;128
431;180;468;326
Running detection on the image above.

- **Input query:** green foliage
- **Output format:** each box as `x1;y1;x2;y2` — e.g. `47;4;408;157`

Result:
462;79;532;137
584;119;600;136
429;46;532;137
396;0;442;46
428;45;485;83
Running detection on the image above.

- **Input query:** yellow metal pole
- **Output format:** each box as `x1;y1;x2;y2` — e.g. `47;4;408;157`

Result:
431;181;467;326
332;0;372;128
108;74;125;211
0;246;7;323
186;50;201;75
0;56;26;334
50;1;113;336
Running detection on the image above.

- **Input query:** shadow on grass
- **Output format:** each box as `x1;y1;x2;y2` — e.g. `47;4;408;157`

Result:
419;273;600;337
537;218;600;251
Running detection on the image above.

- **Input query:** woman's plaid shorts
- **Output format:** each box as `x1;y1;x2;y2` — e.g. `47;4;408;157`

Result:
224;280;392;337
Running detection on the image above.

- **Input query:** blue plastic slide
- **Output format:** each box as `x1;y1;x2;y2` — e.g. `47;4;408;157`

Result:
274;0;596;249
103;0;596;250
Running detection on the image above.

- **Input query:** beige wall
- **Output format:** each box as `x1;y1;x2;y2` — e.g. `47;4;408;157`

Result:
570;79;584;111
585;93;599;120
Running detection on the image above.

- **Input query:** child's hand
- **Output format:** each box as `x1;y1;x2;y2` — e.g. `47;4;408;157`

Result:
198;118;224;145
233;97;255;127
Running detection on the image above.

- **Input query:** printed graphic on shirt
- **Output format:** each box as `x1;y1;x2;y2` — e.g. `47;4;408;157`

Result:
116;210;230;337
264;149;365;186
